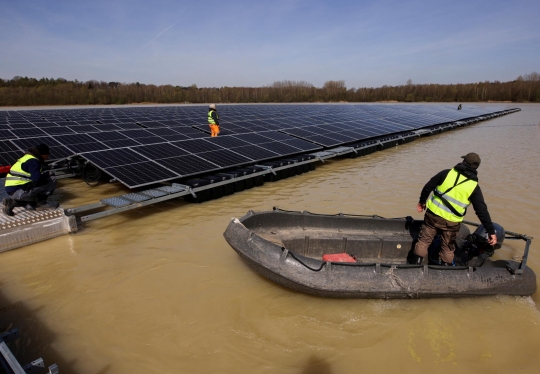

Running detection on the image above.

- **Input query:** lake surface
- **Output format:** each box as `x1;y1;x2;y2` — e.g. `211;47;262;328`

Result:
1;103;539;373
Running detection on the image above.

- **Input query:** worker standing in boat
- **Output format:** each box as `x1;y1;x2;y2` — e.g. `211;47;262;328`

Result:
408;153;497;265
208;104;220;137
3;144;59;216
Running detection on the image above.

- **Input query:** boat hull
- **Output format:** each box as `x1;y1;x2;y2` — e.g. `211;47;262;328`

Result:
223;210;537;299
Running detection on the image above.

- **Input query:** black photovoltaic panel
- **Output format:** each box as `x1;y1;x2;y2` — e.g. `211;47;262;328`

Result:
54;121;75;126
10;128;48;138
196;149;252;167
233;133;274;144
0;151;19;166
258;131;293;141
34;121;60;128
281;139;321;151
103;139;141;148
0;141;19;153
257;141;302;155
320;132;357;142
172;139;223;154
40;127;76;135
104;162;179;187
8;122;34;129
131;143;189;160
159;134;191;142
159;120;183;127
49;145;75;160
88;131;129;142
11;136;60;148
75;120;100;125
303;134;344;146
66;142;110;153
115;123;142;130
0;140;21;166
54;133;96;145
138;121;165;128
67;125;100;133
131;136;166;145
206;136;251;148
231;145;281;160
93;124;123;131
83;148;149;167
0;130;14;139
157;155;219;176
118;129;154;139
146;128;180;137
281;128;313;137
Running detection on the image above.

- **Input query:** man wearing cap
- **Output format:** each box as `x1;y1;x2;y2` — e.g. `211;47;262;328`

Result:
208;104;220;137
408;153;497;265
3;143;58;216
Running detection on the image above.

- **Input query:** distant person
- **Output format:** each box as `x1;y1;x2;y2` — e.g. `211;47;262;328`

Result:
458;104;462;110
3;144;59;216
208;104;220;137
408;153;497;265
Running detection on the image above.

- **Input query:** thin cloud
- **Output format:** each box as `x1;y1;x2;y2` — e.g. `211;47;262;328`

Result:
140;21;179;50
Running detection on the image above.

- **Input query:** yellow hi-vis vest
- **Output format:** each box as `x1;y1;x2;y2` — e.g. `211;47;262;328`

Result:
208;110;218;125
426;168;478;222
4;154;40;188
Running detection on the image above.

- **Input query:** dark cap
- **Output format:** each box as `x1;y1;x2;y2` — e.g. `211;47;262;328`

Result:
461;152;481;168
35;143;50;156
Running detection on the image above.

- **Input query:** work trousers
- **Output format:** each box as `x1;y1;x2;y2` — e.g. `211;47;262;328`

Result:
413;210;461;264
209;124;220;137
9;174;57;203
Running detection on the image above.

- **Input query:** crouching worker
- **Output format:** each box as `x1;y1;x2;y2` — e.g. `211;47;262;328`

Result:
3;143;59;216
408;153;497;266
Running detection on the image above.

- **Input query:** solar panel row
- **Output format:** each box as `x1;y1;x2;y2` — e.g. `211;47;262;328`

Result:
0;104;512;188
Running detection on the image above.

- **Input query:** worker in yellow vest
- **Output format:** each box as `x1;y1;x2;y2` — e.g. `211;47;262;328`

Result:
408;153;497;265
208;104;220;137
3;144;58;216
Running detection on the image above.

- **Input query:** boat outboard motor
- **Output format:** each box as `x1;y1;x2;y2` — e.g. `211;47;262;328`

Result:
456;223;505;265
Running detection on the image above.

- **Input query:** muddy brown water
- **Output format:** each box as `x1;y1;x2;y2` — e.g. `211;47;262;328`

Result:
1;104;540;373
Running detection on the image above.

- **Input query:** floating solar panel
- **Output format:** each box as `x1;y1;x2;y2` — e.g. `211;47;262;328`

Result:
196;149;252;167
0;140;20;166
172;139;224;154
103;139;141;148
157;155;219;176
231;145;281;160
131;143;189;160
258;141;303;155
206;136;251;148
0;103;515;187
83;148;149;167
104;161;178;187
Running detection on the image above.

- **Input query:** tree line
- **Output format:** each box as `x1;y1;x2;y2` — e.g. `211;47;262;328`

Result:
0;73;539;106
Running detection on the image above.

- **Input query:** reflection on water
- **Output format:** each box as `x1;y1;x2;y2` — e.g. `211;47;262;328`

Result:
1;104;539;373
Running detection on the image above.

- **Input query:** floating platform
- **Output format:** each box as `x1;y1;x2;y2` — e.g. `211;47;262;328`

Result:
0;185;77;253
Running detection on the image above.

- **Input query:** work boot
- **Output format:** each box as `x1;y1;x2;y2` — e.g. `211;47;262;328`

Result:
2;198;17;216
407;253;423;265
25;202;36;211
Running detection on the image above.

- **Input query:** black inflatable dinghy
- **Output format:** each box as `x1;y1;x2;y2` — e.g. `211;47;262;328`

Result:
223;208;536;298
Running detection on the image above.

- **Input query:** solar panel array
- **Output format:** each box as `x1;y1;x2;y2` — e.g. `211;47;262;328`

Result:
0;104;512;188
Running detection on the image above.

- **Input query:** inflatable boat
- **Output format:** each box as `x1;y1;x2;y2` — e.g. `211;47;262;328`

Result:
223;208;536;298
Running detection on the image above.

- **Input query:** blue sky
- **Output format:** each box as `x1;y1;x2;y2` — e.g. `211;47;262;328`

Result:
1;0;538;88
